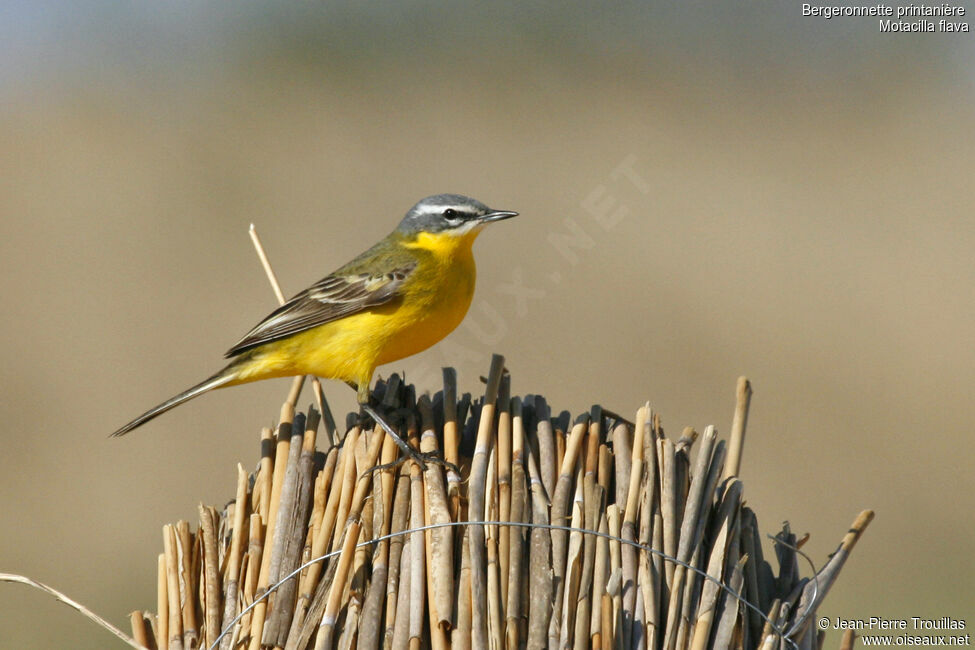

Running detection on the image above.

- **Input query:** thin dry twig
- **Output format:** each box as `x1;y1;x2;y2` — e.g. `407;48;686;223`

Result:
0;573;144;649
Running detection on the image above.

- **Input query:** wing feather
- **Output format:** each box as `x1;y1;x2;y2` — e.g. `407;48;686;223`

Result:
225;264;416;357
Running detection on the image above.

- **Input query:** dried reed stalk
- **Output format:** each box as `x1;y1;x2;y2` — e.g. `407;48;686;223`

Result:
504;396;527;650
441;368;462;521
110;361;873;650
723;377;752;481
467;353;505;649
496;376;512;612
218;464;249;650
525;439;552;650
385;462;411;648
840;630;856;650
175;520;198;649
418;396;453;637
197;504;221;649
248;405;298;650
162;524;184;650
549;415;589;647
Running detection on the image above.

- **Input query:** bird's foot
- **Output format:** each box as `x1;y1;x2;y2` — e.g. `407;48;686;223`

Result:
414;450;460;475
365;449;460;477
358;403;460;475
360;402;428;471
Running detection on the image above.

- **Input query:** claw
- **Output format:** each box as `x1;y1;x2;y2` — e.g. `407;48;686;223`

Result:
361;402;428;471
417;450;460;475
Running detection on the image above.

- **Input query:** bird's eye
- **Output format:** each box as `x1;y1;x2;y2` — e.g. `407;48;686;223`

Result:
443;208;458;219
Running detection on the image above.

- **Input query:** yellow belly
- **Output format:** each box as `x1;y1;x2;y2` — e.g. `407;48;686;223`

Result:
230;233;477;389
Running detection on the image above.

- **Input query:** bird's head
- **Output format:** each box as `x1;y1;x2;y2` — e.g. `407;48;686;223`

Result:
397;194;518;238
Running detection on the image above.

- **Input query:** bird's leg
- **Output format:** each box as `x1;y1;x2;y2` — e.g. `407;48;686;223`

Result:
350;380;458;475
359;402;428;471
349;379;428;470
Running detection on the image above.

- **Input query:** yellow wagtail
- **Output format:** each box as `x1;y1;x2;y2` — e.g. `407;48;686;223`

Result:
111;194;517;453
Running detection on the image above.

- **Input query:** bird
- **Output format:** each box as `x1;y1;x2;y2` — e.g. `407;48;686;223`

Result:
111;193;518;456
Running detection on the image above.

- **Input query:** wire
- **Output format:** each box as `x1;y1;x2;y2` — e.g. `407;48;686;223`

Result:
767;532;821;638
210;519;807;650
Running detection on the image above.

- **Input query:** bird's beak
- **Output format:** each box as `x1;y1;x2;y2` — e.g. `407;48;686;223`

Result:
478;209;519;224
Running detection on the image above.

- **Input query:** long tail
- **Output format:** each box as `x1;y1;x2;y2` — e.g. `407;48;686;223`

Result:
110;372;236;437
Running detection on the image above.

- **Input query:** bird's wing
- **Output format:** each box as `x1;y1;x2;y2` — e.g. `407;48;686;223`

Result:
225;264;416;357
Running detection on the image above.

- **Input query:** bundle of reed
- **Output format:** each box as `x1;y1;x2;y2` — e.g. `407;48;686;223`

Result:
128;355;872;650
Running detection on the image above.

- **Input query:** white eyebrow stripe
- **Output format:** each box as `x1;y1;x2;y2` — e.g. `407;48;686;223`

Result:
416;204;473;215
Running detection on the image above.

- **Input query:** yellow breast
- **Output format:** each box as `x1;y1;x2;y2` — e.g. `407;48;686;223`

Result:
232;229;479;388
374;230;478;364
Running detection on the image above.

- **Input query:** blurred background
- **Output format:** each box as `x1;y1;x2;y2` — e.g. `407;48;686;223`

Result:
2;2;973;647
